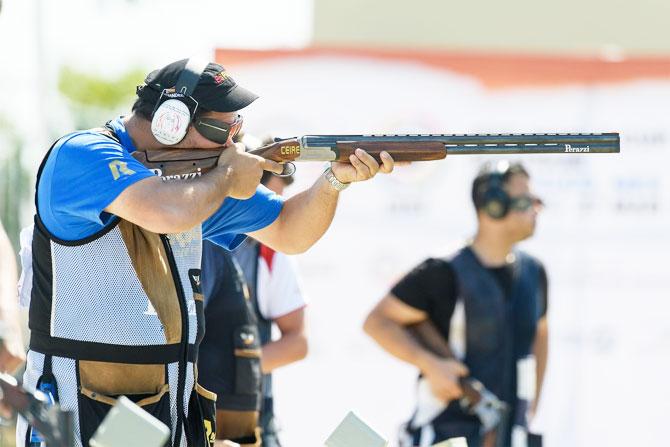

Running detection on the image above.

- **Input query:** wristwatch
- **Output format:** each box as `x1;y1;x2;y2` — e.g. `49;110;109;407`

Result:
323;165;350;192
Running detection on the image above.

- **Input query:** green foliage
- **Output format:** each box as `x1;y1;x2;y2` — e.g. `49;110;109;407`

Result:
58;66;146;128
58;66;145;109
0;116;30;252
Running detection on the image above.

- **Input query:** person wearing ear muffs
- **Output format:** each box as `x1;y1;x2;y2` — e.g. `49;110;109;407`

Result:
364;161;548;447
17;58;395;447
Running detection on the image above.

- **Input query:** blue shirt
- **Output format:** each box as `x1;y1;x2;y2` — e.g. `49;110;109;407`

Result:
37;117;283;248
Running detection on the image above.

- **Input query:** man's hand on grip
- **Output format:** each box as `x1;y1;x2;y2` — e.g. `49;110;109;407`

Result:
216;143;283;199
422;356;469;403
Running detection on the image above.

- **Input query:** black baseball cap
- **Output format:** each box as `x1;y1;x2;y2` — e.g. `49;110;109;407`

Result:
136;59;258;112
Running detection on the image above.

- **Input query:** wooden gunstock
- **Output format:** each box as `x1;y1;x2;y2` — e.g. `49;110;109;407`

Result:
248;138;302;162
248;139;446;163
408;320;454;359
131;149;222;177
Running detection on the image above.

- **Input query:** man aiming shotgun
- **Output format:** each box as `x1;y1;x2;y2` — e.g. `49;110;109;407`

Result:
17;58;394;447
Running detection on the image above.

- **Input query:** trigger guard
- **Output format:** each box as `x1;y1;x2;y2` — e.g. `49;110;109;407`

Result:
275;162;296;178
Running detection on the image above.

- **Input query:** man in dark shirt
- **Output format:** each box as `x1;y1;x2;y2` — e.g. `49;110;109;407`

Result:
364;161;548;447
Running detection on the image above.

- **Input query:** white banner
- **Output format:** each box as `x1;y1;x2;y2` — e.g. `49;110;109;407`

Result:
224;50;670;447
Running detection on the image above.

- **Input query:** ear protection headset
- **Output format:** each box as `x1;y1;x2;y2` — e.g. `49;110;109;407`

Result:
477;161;512;219
150;59;209;145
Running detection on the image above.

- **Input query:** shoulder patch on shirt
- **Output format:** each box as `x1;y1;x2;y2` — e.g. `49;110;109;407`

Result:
108;160;136;180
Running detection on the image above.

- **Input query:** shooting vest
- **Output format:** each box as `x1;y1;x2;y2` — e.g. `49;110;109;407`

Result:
198;240;263;445
20;133;216;447
430;247;542;443
233;241;276;436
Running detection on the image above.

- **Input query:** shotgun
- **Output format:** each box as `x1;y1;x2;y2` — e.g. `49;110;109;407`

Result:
408;321;510;447
131;132;619;178
0;373;74;447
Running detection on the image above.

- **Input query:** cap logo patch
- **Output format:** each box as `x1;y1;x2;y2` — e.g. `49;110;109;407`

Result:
213;71;229;84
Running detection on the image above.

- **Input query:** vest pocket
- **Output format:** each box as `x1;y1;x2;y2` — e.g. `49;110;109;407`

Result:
185;383;218;447
77;384;171;446
208;324;262;444
215;409;261;446
233;325;262;396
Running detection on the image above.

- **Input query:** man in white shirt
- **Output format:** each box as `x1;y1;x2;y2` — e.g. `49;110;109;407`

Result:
198;169;307;447
233;170;307;447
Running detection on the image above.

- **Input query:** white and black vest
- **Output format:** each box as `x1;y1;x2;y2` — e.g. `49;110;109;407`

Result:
234;241;275;432
18;136;216;447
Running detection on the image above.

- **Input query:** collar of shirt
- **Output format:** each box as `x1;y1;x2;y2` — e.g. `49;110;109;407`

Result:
107;116;138;153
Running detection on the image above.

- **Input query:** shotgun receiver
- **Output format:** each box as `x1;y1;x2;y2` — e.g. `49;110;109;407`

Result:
132;132;619;177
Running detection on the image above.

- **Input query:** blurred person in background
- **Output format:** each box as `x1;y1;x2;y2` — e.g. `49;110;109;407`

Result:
17;56;394;447
0;219;25;374
199;168;307;447
232;168;307;447
198;242;261;446
0;0;24;377
364;161;548;447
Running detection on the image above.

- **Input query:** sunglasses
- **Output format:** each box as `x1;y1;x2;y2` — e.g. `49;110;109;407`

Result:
193;115;244;145
509;194;544;212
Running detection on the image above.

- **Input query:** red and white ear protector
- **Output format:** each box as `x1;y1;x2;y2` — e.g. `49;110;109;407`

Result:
150;59;209;145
